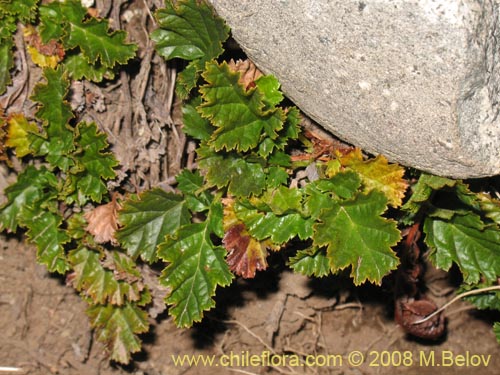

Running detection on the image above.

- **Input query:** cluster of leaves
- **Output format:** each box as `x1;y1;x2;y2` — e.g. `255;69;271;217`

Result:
146;0;403;320
146;0;500;340
142;0;408;329
0;0;136;96
2;0;500;365
402;175;500;308
0;0;147;364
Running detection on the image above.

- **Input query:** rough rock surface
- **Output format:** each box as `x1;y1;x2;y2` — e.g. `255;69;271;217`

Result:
208;0;500;178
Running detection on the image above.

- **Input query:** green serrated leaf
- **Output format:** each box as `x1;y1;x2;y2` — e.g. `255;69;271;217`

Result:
255;75;284;108
478;194;500;225
152;0;229;98
0;12;18;40
176;169;204;195
39;2;65;42
62;1;136;67
67;212;87;239
455;182;481;211
182;95;213;141
87;302;149;364
176;169;212;212
266;166;290;188
0;166;58;232
257;107;301;158
110;250;143;280
258;186;304;214
0;38;14;95
269;152;292;168
158;221;233;327
31;67;73;128
158;202;232;327
207;199;225;238
117;189;190;262
64;53;112;82
198;147;266;197
289;247;331;277
39;0;136;69
402;173;457;216
314;191;400;285
68;247;143;305
424;213;500;284
233;187;313;244
235;200;314;244
151;0;228;62
72;122;118;202
30;67;75;170
22;207;70;274
176;61;199;99
199;61;285;153
1;0;38;24
314;171;362;200
304;183;335;220
283;107;301;140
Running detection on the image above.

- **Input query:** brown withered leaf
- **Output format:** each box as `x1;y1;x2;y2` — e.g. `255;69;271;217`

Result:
24;26;64;57
227;59;263;90
395;298;445;340
223;223;269;279
24;26;65;68
84;195;122;245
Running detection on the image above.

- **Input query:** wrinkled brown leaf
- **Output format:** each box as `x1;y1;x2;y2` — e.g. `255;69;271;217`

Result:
84;196;122;244
395;298;445;340
227;59;263;90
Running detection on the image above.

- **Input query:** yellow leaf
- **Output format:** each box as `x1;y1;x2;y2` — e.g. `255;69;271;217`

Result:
325;148;363;178
324;159;341;177
338;148;364;166
345;154;408;207
6;114;39;157
27;45;61;68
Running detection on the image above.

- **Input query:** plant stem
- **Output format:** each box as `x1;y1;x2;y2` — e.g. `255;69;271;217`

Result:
413;285;500;325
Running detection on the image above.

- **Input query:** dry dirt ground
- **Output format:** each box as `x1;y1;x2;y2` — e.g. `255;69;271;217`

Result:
1;234;500;375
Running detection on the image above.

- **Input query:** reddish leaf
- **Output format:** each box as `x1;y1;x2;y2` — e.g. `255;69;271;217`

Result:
223;223;269;279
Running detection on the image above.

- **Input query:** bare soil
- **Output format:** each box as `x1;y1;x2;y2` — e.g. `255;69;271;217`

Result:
1;235;500;375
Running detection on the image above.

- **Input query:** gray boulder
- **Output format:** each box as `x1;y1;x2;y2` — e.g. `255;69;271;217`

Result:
208;0;500;178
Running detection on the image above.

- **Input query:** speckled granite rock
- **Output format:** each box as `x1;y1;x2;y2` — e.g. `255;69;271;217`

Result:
208;0;500;178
